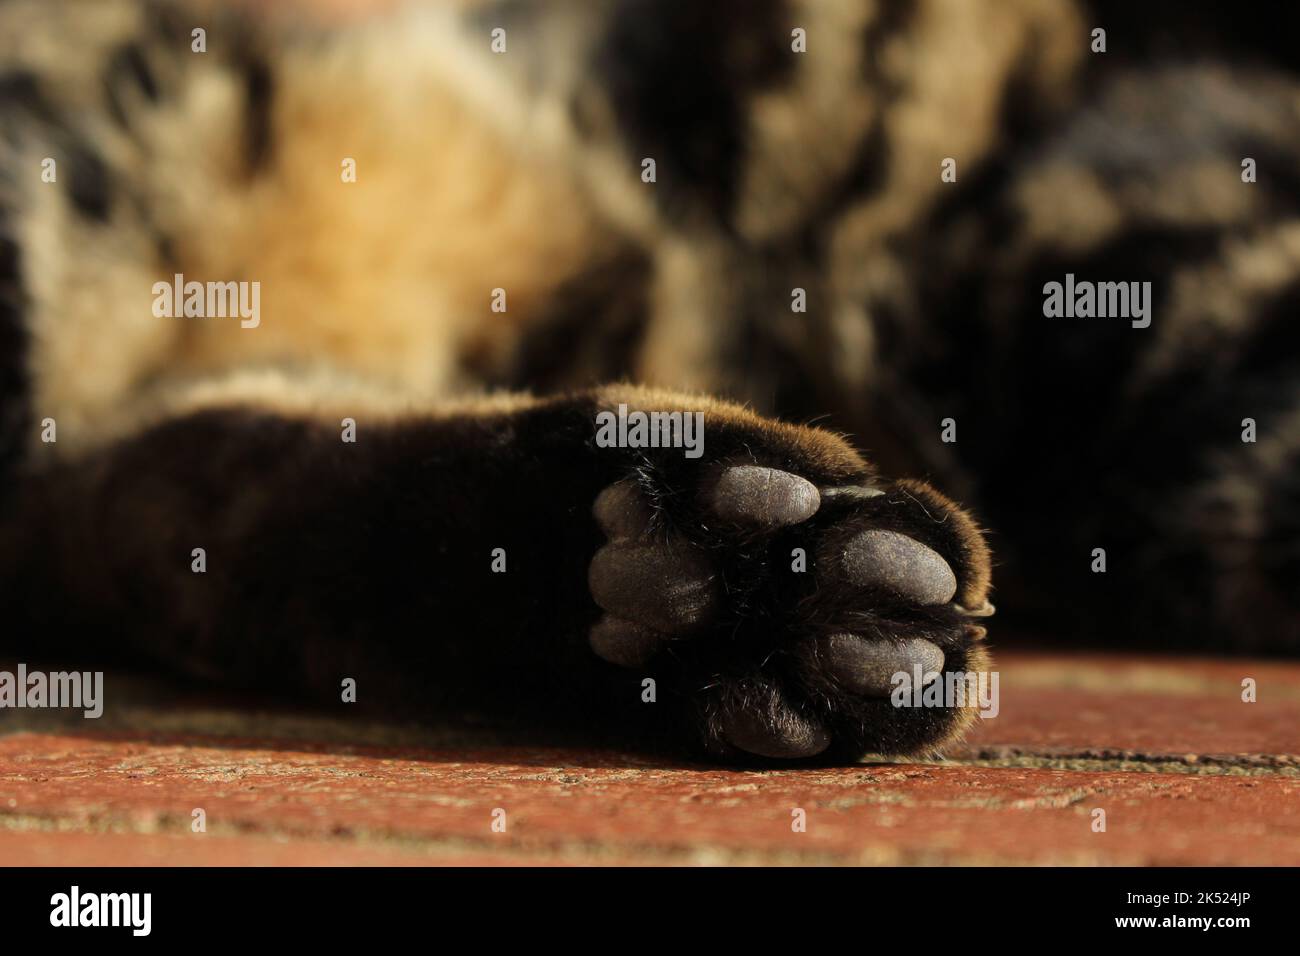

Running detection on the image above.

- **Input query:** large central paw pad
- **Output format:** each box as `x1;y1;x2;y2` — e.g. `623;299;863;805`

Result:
587;461;992;761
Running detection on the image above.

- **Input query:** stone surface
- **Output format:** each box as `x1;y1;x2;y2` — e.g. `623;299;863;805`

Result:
1;650;1297;866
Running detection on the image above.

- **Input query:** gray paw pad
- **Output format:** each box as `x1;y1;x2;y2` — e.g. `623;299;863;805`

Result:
588;542;719;635
722;703;831;759
824;529;957;605
816;634;945;696
707;465;820;528
589;615;663;668
593;480;654;540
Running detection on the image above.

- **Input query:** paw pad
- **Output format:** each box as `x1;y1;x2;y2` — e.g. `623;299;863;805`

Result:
822;528;957;605
707;465;820;528
814;634;945;696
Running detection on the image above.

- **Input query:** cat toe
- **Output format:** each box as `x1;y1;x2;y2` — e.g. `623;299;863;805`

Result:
588;614;664;667
821;528;957;606
588;540;719;634
593;480;653;540
813;633;945;696
716;684;831;759
706;464;821;529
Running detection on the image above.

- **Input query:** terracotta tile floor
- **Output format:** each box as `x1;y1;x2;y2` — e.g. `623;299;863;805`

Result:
1;650;1297;865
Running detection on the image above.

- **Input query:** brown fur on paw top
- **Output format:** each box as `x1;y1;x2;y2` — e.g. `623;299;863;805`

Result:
583;391;994;764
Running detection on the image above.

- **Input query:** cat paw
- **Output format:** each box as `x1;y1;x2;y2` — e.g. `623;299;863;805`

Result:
586;421;993;762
